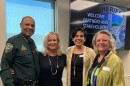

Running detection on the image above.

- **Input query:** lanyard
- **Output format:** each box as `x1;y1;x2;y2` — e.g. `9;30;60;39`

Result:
88;50;110;86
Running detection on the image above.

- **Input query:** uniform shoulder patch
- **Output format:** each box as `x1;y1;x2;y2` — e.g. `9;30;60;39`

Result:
4;43;13;53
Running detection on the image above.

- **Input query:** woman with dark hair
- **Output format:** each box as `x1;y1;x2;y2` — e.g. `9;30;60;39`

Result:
87;30;125;86
38;32;66;86
66;27;96;86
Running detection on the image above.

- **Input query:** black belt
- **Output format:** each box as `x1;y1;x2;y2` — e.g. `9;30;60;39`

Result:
14;79;38;86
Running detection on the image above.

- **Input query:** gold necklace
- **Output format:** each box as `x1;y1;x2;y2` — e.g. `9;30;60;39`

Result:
73;54;79;76
48;55;59;75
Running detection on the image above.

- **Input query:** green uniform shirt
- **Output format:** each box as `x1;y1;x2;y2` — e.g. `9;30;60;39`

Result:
0;33;40;86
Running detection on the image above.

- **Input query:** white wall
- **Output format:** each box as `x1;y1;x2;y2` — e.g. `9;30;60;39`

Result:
0;0;6;60
56;0;70;52
56;0;70;86
0;0;6;86
117;50;130;86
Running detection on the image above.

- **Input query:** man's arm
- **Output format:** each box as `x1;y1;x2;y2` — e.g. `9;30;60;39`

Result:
0;42;15;86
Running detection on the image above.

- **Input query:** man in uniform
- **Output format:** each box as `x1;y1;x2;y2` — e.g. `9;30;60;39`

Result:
0;16;40;86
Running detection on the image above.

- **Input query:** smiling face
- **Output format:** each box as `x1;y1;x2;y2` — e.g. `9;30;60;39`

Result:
72;31;86;47
20;17;35;38
47;34;58;50
95;33;110;54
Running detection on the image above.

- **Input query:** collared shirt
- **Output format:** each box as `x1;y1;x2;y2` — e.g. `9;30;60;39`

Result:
0;33;39;86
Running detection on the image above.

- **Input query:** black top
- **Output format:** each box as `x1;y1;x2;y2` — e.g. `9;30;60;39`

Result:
71;53;83;86
38;53;66;86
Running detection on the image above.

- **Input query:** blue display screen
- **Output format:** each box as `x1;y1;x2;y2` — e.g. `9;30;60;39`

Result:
70;2;128;49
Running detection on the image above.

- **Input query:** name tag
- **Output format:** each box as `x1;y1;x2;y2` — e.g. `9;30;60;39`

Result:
79;55;84;58
102;66;110;71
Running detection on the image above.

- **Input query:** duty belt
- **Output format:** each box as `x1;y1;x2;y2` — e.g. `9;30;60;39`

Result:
14;79;38;86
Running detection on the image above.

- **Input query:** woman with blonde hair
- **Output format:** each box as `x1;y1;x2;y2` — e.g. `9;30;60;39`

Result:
38;32;66;86
87;30;125;86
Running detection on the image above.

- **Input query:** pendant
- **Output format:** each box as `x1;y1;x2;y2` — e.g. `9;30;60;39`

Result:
57;65;59;68
74;66;76;76
74;69;75;76
48;55;59;75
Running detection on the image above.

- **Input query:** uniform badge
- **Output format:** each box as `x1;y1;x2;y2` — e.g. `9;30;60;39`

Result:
5;43;13;53
21;45;27;51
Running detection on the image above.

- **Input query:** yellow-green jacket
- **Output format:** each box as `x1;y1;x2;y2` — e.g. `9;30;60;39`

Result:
66;46;96;86
87;51;125;86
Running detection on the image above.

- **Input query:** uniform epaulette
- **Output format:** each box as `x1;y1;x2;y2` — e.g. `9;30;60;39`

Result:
7;34;21;43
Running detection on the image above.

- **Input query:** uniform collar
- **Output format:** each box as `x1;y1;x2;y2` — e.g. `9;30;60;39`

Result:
20;33;32;43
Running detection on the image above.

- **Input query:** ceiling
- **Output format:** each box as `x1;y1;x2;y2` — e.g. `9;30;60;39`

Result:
93;0;130;8
71;0;130;16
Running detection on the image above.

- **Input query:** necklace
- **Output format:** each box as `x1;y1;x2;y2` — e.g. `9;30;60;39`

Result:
48;55;59;75
73;54;79;76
